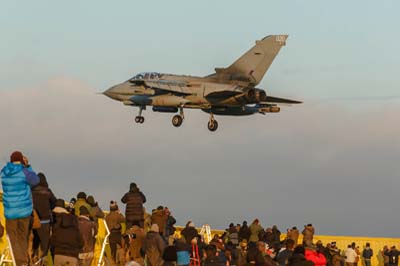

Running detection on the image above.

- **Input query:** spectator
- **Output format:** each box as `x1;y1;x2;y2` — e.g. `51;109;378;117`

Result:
181;222;199;244
164;207;177;238
86;195;105;222
31;172;57;260
385;246;400;266
249;219;263;243
272;225;281;246
106;200;126;264
362;243;373;266
175;237;191;266
151;206;168;236
163;240;178;266
227;223;239;247
0;151;40;266
121;182;147;228
305;247;327;266
289;227;300;246
383;246;390;266
255;241;275;266
204;245;225;266
288;246;314;266
345;245;357;266
78;206;98;266
125;221;146;264
51;198;83;266
236;240;248;266
143;224;166;266
276;239;295;266
264;228;274;246
74;192;91;217
239;221;251;242
302;224;315;247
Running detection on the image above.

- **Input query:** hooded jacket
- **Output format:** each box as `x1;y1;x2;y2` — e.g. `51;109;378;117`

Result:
121;184;146;221
78;215;98;257
1;162;39;219
305;249;327;266
31;174;57;221
151;209;168;235
51;207;84;258
143;231;166;266
289;254;315;266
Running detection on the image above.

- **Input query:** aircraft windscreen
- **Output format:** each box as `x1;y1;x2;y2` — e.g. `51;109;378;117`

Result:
130;72;162;81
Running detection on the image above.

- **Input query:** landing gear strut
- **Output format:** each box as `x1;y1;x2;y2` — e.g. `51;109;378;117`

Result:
207;113;218;132
172;107;184;127
135;107;145;124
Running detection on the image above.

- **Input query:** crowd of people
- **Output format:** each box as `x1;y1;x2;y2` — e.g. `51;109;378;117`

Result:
1;151;399;266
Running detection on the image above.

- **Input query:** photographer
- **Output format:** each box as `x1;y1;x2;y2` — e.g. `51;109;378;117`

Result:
0;151;40;266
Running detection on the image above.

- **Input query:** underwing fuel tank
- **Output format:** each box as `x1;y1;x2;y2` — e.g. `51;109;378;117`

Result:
151;95;189;107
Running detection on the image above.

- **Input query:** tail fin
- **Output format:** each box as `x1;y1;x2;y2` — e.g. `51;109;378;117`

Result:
215;35;288;85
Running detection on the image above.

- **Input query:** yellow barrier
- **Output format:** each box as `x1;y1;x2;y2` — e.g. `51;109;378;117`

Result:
1;197;399;266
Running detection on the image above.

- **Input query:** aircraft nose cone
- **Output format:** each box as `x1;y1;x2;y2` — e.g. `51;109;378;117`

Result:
103;86;118;100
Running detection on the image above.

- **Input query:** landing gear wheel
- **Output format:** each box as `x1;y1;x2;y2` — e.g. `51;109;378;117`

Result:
207;120;218;132
135;116;145;123
172;115;183;127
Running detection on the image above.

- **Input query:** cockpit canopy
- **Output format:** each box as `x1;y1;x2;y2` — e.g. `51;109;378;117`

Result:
130;72;163;81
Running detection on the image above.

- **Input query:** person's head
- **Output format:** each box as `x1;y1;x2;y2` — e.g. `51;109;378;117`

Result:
55;199;65;208
10;151;24;163
37;172;49;187
229;223;234;228
129;182;137;191
253;219;259;225
206;245;217;258
80;206;90;217
151;224;159;233
292;226;297;230
286;239;295;250
257;241;266;253
87;195;96;207
156;206;163;211
110;200;118;211
188;222;195;228
77;192;87;200
293;245;305;256
272;225;278;230
366;243;370;248
392;246;396;250
307;224;312;227
351;242;356;249
243;221;248;226
240;239;248;249
316;240;323;247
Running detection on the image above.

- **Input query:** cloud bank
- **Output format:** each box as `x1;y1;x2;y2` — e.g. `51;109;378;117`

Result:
1;77;399;237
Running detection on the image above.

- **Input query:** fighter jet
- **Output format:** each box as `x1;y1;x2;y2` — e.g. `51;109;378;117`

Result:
104;35;301;131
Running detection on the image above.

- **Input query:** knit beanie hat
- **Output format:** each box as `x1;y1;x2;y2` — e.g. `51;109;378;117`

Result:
80;206;90;216
77;192;87;199
110;200;118;211
151;224;159;233
10;151;23;163
55;199;65;208
87;195;96;206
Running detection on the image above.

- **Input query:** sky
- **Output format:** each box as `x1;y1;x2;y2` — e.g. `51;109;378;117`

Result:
1;1;400;237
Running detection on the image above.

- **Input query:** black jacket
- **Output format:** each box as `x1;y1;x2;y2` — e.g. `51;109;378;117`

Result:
239;225;251;241
51;208;83;258
288;254;315;266
121;186;146;221
31;175;56;221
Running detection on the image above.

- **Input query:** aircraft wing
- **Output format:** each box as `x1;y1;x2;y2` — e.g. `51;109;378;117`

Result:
261;96;302;105
144;80;193;95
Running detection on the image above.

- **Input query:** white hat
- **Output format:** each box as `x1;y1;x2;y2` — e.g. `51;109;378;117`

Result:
151;224;159;233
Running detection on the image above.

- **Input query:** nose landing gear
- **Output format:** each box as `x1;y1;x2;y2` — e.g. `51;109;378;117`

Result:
135;107;145;124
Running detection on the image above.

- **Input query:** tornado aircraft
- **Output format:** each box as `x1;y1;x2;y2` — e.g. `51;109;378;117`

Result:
104;35;301;131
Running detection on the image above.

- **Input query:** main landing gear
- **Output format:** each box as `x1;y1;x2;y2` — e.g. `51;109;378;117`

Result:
135;107;145;124
172;108;184;127
207;113;218;132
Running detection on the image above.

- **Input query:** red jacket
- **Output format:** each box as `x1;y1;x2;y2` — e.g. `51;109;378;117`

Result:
305;249;327;266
